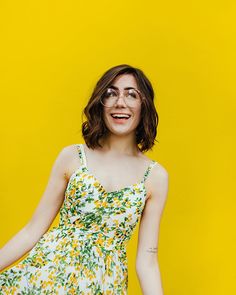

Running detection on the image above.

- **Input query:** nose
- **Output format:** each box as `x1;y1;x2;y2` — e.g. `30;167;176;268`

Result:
115;94;127;106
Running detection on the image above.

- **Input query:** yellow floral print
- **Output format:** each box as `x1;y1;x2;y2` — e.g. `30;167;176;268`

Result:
0;143;158;294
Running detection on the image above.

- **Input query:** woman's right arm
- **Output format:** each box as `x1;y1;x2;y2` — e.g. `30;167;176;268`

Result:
0;146;72;272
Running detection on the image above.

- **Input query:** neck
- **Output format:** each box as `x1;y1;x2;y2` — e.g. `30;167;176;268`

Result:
99;133;141;156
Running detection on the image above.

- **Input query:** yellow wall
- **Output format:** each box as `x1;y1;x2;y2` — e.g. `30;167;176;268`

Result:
0;1;235;294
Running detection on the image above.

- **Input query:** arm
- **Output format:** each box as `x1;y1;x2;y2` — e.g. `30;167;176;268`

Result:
136;164;169;295
0;146;72;272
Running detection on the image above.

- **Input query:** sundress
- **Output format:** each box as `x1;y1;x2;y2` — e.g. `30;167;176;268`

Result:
0;143;158;295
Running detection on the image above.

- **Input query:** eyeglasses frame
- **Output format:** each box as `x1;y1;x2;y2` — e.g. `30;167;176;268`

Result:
99;87;144;108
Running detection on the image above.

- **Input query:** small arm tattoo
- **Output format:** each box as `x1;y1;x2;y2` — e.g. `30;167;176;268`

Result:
146;247;158;253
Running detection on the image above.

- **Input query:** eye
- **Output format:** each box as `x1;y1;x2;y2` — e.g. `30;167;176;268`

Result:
104;88;117;97
127;90;138;98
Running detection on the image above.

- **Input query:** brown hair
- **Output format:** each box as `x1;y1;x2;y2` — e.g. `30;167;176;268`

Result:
81;64;159;153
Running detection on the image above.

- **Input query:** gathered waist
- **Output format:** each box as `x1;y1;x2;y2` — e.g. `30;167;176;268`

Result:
53;222;128;253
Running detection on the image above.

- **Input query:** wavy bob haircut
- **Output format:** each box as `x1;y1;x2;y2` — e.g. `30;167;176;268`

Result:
81;64;159;153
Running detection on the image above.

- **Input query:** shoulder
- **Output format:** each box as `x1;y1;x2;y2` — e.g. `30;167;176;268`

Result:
147;160;169;202
141;154;169;182
152;161;169;179
61;143;80;154
56;143;82;180
56;143;79;161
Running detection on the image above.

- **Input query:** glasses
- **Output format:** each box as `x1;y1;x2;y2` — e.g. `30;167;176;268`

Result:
100;87;143;108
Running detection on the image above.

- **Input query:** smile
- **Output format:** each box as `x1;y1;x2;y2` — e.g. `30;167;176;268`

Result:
110;113;131;124
110;113;131;119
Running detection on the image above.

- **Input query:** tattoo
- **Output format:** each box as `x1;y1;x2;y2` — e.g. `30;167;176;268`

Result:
146;247;158;253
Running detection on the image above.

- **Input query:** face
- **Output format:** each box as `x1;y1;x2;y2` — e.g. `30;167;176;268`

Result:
102;74;142;137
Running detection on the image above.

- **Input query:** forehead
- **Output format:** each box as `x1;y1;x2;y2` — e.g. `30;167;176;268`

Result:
111;74;138;89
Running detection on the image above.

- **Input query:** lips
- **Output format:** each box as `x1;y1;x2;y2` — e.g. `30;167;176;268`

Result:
110;113;131;119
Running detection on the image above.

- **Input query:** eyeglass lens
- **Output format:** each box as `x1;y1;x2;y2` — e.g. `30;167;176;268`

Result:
101;88;142;107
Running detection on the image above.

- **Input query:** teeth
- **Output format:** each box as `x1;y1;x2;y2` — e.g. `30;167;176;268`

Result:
111;114;130;118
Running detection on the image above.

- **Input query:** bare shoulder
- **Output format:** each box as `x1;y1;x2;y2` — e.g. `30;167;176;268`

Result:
151;161;169;182
62;143;78;155
57;144;76;163
58;144;82;181
146;160;169;201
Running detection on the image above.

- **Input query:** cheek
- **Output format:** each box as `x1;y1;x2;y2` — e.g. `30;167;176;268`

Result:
103;109;110;121
102;109;112;127
134;108;142;121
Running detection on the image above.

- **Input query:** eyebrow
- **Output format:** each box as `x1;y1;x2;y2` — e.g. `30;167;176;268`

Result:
109;85;137;91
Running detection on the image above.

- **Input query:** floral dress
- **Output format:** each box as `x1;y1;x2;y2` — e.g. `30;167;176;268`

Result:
0;143;158;295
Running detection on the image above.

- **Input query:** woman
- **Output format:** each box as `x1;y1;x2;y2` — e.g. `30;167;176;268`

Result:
0;64;169;294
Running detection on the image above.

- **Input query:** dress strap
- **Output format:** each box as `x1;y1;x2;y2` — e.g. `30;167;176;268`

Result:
142;160;158;182
76;144;87;167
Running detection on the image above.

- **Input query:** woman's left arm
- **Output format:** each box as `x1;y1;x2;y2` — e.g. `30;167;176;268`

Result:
136;164;169;295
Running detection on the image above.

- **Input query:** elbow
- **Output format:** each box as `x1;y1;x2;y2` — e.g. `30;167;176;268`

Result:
24;221;48;246
136;257;159;274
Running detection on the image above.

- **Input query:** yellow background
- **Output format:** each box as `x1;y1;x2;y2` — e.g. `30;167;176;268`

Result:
0;1;235;294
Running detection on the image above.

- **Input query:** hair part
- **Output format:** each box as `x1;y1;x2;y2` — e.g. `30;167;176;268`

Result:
81;64;159;153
